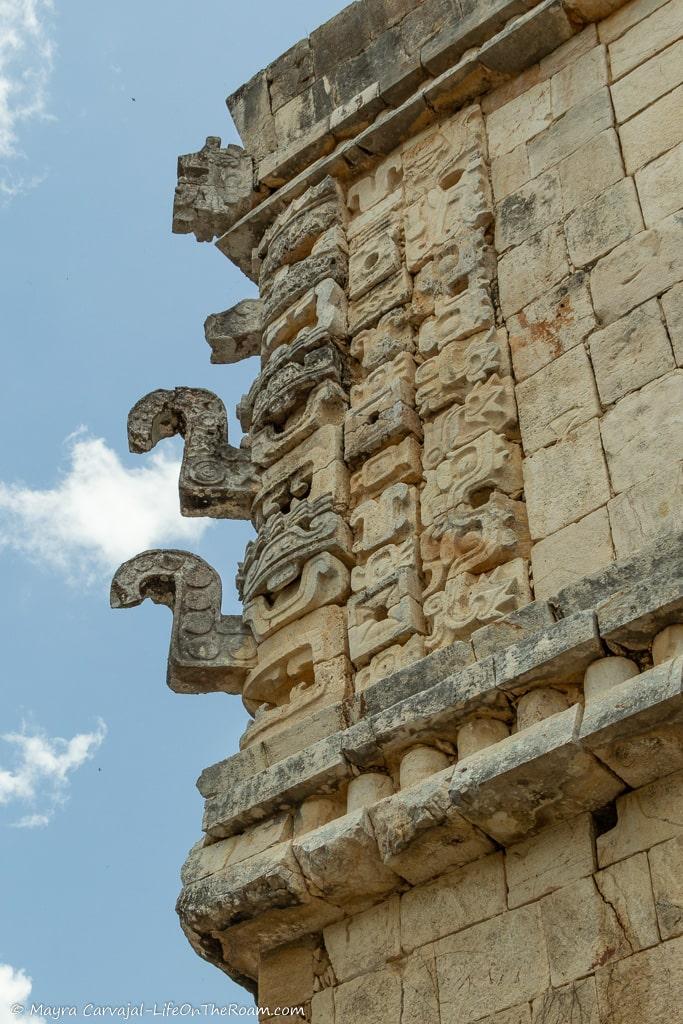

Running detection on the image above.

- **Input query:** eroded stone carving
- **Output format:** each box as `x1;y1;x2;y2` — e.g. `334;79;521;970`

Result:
110;549;256;693
204;299;263;365
422;375;519;468
172;137;259;242
415;328;511;417
128;387;258;520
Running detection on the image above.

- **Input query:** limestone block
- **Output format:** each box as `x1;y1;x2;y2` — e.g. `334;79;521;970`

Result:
516;345;601;455
596;768;683;866
425;559;532;649
507;272;596;383
583;655;639;703
636;141;683;227
608;462;683;558
608;0;683;80
598;0;670;42
172;137;257;242
250;380;348;471
253;424;349;528
350;306;415;372
262;228;349;328
351;538;420;594
346;773;394;812
197;743;268;799
589;299;675;406
323;897;400;984
662;282;683;365
653;624;683;663
591;212;683;325
416;328;511;416
347;153;403;216
600;371;683;494
435;903;550;1022
595;936;683;1024
348;570;426;668
471;600;556;660
345;352;421;464
597;852;660;945
530;507;615;600
400;948;441;1024
498;223;569;317
495;609;603;692
516;688;569;731
486;81;553;159
527;88;614;177
531;977;599;1024
348;222;402;304
292;809;400;907
399;744;451;789
350;436;422;504
565;177;644;268
595;551;683;650
368;766;496;885
450;705;624;845
422;431;523;528
421;494;530;598
259;937;317;1010
348;267;412;333
355;635;426;693
400;853;507;952
620;83;683;175
402;106;487;203
457;717;510;759
491;142;531;203
244;552;350;643
204;298;262;365
481;1007;532;1024
262;279;347;365
557;128;625;213
550;44;608;117
294;795;344;838
495;169;563;253
506;814;596;909
612;38;683;124
350;483;420;557
258;177;345;281
423;376;518;464
311;989;334;1024
649;834;683;938
523;419;611;540
417;277;496;358
334;969;402;1024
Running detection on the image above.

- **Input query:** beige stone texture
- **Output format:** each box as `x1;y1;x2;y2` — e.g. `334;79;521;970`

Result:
354;634;427;692
293;796;343;838
541;875;638;985
620;84;683;175
600;370;683;494
346;772;394;812
508;273;597;382
486;81;553;159
350;306;415;373
435;903;550;1022
400;947;441;1023
653;624;683;664
608;0;683;80
530;507;615;599
611;37;683;123
583;655;640;702
531;977;599;1024
590;212;683;326
523;419;611;540
589;299;675;405
597;769;683;866
400;853;507;952
608;461;683;557
334;968;402;1022
557;128;625;214
349;436;422;504
348;267;413;333
551;45;608;118
399;745;451;790
565;177;644;269
495;170;563;253
482;1005;532;1024
457;718;510;760
347;153;402;217
516;688;569;731
595;936;683;1023
311;988;334;1024
498;223;569;317
423;376;518;466
506;815;596;910
599;0;670;43
350;482;420;557
636;142;683;227
516;345;601;454
323;897;400;984
258;937;317;1010
662;282;683;364
415;328;511;416
491;143;532;203
596;852;661;948
528;89;614;177
649;834;683;938
541;24;599;78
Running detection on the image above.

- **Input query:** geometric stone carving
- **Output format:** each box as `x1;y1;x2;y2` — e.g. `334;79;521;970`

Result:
244;552;351;642
424;558;532;650
204;298;263;365
345;353;421;465
262;279;348;364
351;538;420;594
110;549;256;694
348;567;426;667
172;137;259;243
415;328;511;417
418;281;496;358
422;431;524;527
350;307;415;373
250;380;348;470
422;375;518;469
355;635;427;693
127;387;258;520
350;483;420;558
350;436;422;505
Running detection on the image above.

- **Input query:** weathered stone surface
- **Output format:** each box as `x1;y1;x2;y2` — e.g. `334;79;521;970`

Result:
608;0;683;80
323;897;400;983
531;977;599;1024
608;463;683;560
258;936;317;1010
597;769;683;867
334;968;402;1023
595;936;683;1024
649;834;683;939
498;223;569;317
506;814;596;909
557;127;625;213
471;600;556;659
204;298;262;364
361;637;475;715
565;177;644;268
612;37;683;123
530;507;615;600
589;299;675;406
173;137;259;242
425;559;532;649
527;88;614;177
516;345;601;454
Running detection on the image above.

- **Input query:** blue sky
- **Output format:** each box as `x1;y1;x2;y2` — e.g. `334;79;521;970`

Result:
0;0;345;1014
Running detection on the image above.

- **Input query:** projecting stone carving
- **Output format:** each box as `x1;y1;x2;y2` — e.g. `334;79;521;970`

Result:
204;299;263;365
128;387;258;520
172;137;260;242
110;550;256;694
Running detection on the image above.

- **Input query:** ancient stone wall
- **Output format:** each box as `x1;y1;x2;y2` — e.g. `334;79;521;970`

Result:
110;0;683;1017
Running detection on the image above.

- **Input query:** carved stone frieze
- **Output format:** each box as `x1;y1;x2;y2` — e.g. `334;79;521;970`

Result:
422;374;519;468
415;328;511;417
348;567;426;667
110;549;256;694
349;436;422;505
349;307;416;373
262;279;348;364
127;387;258;520
350;483;420;559
345;352;422;466
204;299;262;365
250;381;348;470
172;137;260;243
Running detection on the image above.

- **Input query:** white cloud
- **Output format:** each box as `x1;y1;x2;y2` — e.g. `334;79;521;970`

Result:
0;719;107;828
0;432;210;582
0;962;45;1023
0;0;55;198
